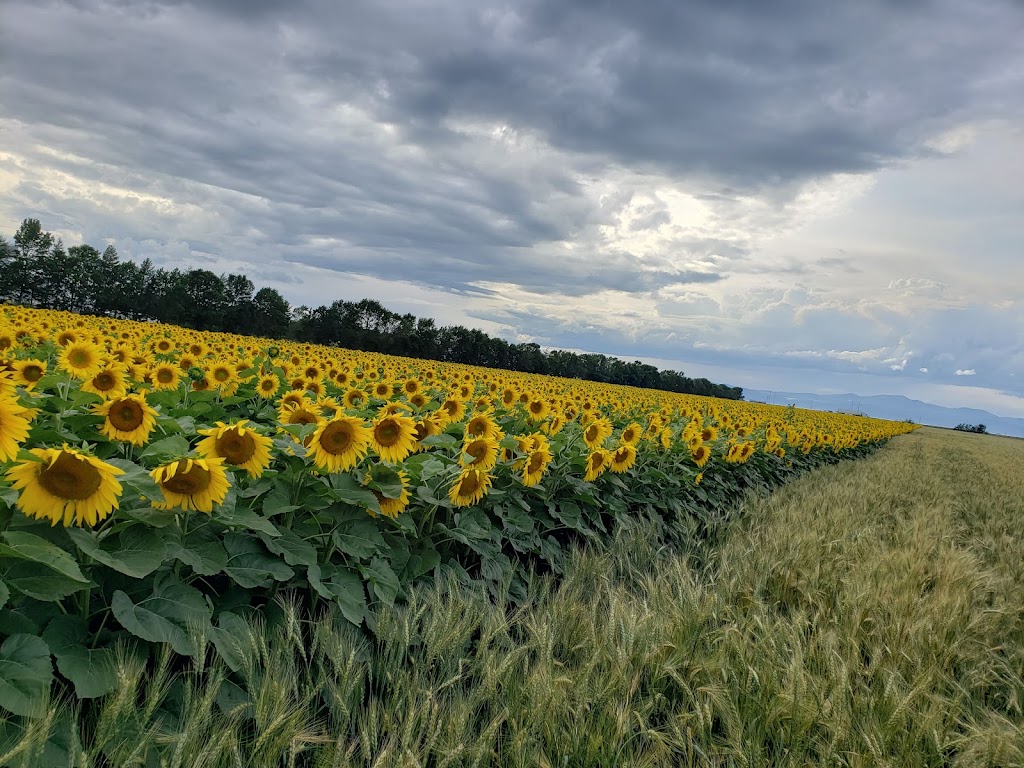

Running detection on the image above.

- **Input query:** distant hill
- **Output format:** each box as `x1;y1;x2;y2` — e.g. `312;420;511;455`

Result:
743;390;1024;438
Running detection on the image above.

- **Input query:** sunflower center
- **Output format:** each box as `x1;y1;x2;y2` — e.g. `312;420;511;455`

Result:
585;425;599;442
529;401;544;414
623;428;636;442
213;368;231;382
443;401;459;416
260;378;276;392
217;430;256;464
93;371;117;390
589;453;604;470
320;422;354;454
528;453;545;472
457;473;481;496
68;350;91;368
156;368;175;384
109;400;145;431
162;464;212;496
39;452;103;500
23;365;44;382
288;410;318;425
465;441;486;464
467;420;486;437
375;421;400;446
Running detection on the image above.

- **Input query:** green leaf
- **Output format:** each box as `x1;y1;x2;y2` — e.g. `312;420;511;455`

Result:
105;458;164;502
110;573;212;657
402;548;440;582
332;518;386;559
328;474;379;508
139;435;191;460
222;533;294;588
0;532;88;583
260;526;317;567
1;562;90;603
307;563;366;627
0;580;8;611
66;526;167;579
211;498;280;538
421;433;457;448
209;613;254;674
42;616;117;699
0;634;52;717
166;526;228;576
359;557;400;607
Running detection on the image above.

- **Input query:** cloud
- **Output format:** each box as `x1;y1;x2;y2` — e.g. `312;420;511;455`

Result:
955;369;977;376
1;0;1023;414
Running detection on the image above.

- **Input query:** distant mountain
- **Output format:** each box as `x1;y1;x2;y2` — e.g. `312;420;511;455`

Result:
743;390;1024;438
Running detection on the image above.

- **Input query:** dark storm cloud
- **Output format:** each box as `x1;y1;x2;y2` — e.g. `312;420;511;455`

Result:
1;0;1022;297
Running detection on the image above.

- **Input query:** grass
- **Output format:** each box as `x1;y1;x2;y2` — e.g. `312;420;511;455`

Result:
4;427;1023;767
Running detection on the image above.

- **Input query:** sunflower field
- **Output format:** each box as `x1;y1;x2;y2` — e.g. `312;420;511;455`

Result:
0;303;917;717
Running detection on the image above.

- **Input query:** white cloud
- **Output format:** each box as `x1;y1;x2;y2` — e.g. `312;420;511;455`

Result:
919;367;928;372
890;358;908;371
955;369;977;376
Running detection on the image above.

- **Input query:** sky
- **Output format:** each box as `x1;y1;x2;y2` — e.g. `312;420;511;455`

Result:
1;0;1023;416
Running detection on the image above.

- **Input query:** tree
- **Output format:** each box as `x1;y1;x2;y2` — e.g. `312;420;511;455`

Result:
251;288;291;339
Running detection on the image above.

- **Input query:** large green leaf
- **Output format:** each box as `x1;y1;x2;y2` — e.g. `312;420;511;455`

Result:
359;557;400;607
332;518;386;559
211;501;280;538
0;531;88;584
110;573;212;657
222;533;294;588
260;526;317;567
104;458;164;502
42;615;117;699
66;526;167;579
166;526;228;576
328;474;380;508
0;580;8;611
402;547;440;582
307;563;366;626
209;612;255;674
0;634;52;717
1;562;90;602
138;435;192;461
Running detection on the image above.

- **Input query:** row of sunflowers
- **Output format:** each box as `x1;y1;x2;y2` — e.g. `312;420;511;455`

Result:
0;303;916;713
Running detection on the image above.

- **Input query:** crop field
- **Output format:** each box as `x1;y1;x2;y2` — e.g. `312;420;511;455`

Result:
0;303;935;765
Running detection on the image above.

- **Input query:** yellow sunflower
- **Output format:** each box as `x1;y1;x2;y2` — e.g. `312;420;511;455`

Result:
619;422;642;446
691;444;712;468
583;448;611;482
6;446;124;527
151;457;231;513
80;364;129;400
256;373;281;399
521;445;552;487
461;436;500;470
150;363;181;391
95;393;159;446
582;417;613;450
58;341;105;380
609;443;638;474
448;467;492;508
197;420;273;478
437;397;466;424
308;415;372;472
465;411;501;441
11;359;47;390
342;387;367;409
370;413;418;463
0;396;33;462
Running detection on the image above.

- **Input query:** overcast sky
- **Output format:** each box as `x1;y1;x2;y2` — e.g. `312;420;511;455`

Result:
2;0;1023;415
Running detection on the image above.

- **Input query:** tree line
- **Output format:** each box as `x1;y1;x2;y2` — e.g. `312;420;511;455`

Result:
0;218;743;399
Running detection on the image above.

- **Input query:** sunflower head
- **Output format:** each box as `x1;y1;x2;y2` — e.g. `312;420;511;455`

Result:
96;393;158;447
151;457;231;513
197;420;274;478
6;446;124;527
